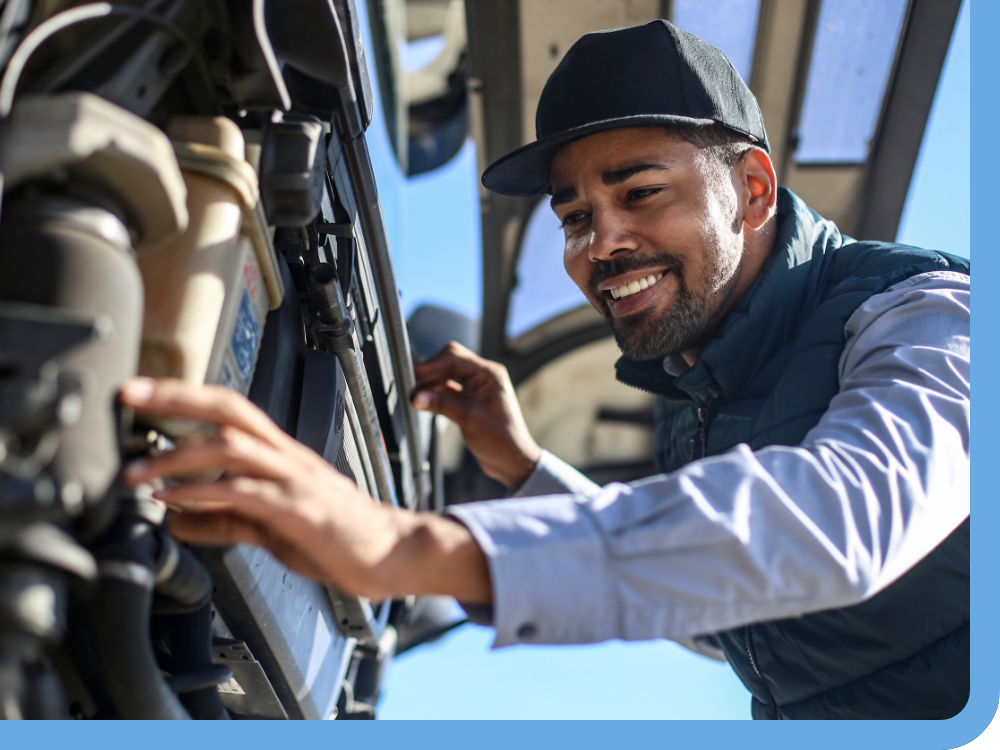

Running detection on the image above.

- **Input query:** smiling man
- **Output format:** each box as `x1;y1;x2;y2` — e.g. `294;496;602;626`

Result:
121;21;970;719
552;126;770;364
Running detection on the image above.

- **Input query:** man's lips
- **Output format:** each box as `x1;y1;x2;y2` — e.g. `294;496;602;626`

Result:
601;270;666;300
599;269;672;316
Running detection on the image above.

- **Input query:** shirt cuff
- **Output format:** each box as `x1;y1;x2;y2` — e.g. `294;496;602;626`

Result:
457;602;494;626
446;491;616;648
511;450;602;499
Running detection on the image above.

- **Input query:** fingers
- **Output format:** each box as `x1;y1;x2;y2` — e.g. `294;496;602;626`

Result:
411;378;462;410
168;511;268;547
411;387;475;425
122;425;289;487
168;512;335;583
411;376;464;394
413;341;472;376
120;378;290;448
152;476;286;521
412;342;496;387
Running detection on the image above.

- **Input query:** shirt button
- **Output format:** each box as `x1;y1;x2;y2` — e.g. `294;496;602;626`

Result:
516;623;537;640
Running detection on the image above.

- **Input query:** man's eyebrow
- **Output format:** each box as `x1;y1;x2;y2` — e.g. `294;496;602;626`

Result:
602;163;670;186
549;162;670;207
550;186;578;209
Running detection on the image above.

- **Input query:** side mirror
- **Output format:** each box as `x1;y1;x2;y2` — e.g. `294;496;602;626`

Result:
406;304;479;362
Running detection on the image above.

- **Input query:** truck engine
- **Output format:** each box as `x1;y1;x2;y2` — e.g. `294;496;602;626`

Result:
0;0;446;720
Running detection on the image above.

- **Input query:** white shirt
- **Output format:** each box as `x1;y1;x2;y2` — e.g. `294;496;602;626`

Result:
448;271;970;649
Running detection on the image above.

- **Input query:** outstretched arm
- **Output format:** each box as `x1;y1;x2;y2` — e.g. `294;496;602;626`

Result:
448;272;970;646
120;378;492;604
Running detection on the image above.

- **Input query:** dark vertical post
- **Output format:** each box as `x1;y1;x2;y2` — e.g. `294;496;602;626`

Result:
856;0;962;241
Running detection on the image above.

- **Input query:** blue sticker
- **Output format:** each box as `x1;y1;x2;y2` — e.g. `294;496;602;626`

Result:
219;357;241;392
230;288;261;387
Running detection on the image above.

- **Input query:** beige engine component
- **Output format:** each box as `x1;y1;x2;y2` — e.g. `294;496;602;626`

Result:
137;116;284;392
0;92;189;251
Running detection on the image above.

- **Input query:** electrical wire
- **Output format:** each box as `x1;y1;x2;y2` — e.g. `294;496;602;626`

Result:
0;0;29;69
0;2;213;118
0;0;27;207
0;1;216;224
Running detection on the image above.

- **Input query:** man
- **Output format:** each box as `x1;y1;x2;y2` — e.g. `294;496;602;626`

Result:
120;21;970;719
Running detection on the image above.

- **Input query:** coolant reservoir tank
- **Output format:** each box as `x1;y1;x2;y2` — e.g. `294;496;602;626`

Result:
137;116;256;383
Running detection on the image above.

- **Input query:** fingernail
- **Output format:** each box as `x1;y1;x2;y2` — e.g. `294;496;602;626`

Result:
154;491;190;510
413;392;431;410
123;459;148;482
121;377;156;403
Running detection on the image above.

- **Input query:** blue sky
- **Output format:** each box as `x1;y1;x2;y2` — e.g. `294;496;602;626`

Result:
375;0;971;721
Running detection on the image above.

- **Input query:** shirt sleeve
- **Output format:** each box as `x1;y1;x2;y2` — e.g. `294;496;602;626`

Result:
447;271;970;648
511;450;602;499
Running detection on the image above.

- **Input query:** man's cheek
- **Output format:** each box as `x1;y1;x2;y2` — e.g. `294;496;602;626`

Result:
563;252;594;298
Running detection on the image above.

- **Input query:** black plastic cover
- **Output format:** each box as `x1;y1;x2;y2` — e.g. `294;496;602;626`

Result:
247;253;306;433
260;116;326;226
265;0;364;133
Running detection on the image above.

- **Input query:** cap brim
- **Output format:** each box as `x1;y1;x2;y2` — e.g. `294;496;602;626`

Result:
481;114;716;197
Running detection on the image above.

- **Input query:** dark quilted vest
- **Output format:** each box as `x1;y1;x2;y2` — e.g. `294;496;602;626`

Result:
615;189;970;719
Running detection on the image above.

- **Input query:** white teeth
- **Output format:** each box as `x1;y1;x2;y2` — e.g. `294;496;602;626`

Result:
609;272;666;300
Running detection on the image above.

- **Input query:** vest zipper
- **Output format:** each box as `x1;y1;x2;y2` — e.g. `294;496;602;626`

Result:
691;387;718;460
744;625;781;719
690;389;781;717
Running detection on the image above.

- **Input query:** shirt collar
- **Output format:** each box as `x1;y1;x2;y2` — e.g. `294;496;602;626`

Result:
662;355;689;377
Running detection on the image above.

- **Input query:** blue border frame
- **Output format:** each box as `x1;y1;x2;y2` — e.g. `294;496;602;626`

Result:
1;0;990;747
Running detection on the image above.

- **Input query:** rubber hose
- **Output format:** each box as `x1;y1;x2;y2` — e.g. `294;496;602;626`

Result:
152;535;213;613
89;576;189;719
89;508;189;719
89;503;218;718
153;602;230;720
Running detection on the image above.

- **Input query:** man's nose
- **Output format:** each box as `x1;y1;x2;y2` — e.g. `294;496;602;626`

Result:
588;208;638;262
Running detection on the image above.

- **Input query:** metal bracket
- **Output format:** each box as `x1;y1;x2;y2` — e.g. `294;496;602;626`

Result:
315;221;354;238
211;638;288;720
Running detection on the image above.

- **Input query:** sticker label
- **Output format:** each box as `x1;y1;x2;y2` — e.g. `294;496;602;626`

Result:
243;256;261;309
219;357;241;393
217;677;246;695
230;288;261;387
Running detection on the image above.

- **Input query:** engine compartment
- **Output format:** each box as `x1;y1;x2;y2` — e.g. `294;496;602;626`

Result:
0;0;446;720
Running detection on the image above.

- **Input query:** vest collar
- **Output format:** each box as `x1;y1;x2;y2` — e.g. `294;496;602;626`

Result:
615;189;845;402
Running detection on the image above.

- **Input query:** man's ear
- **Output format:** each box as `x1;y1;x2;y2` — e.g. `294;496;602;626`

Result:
736;147;777;230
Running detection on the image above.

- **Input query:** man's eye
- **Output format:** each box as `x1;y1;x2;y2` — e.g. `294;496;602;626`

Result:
559;212;586;228
627;187;662;201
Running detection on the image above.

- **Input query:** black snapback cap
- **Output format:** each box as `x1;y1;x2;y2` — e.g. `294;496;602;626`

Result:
481;20;769;197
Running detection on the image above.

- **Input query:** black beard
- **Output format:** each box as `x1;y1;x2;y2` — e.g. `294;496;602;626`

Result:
589;252;741;361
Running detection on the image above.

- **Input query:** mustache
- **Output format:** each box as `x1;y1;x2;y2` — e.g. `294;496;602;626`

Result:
587;253;685;297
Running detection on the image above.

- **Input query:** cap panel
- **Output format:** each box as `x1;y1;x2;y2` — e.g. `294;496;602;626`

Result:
487;19;770;196
668;23;769;150
535;23;687;141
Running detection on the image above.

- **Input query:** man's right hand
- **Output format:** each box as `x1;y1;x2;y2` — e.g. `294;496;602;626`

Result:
412;342;541;490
